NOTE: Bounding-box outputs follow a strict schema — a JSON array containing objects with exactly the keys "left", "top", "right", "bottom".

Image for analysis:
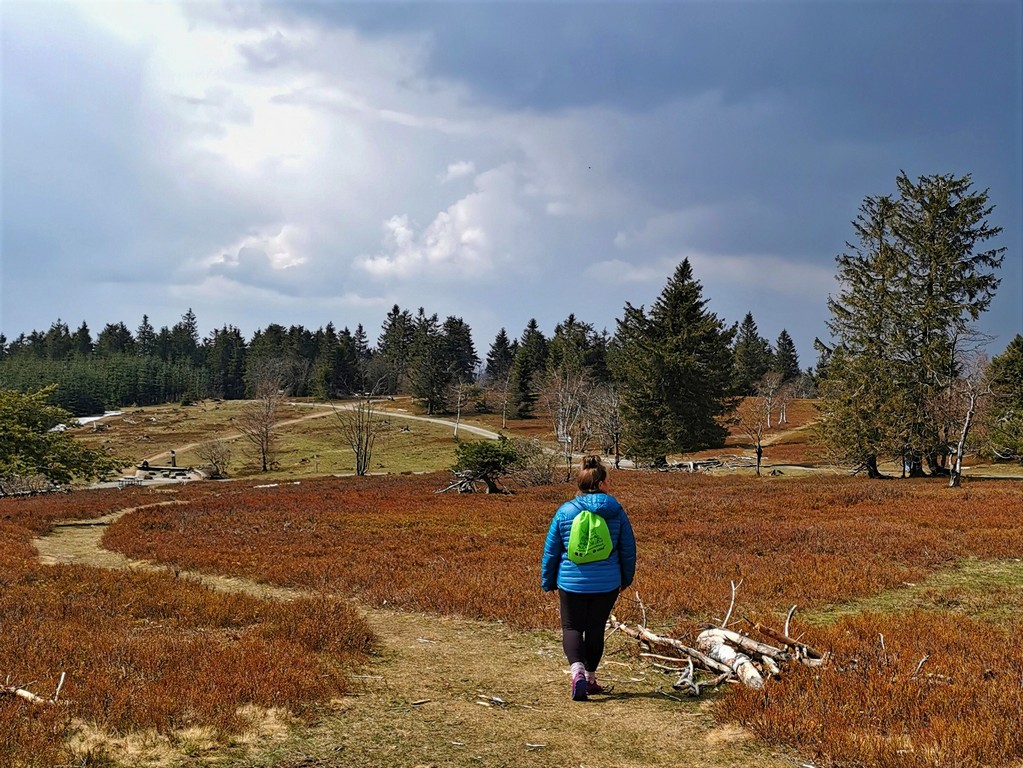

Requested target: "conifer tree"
[
  {"left": 818, "top": 172, "right": 1004, "bottom": 476},
  {"left": 135, "top": 315, "right": 156, "bottom": 357},
  {"left": 771, "top": 329, "right": 801, "bottom": 382},
  {"left": 732, "top": 312, "right": 772, "bottom": 395},
  {"left": 986, "top": 335, "right": 1023, "bottom": 462},
  {"left": 509, "top": 319, "right": 547, "bottom": 418},
  {"left": 485, "top": 328, "right": 516, "bottom": 385},
  {"left": 610, "top": 259, "right": 736, "bottom": 463},
  {"left": 407, "top": 308, "right": 448, "bottom": 414},
  {"left": 376, "top": 305, "right": 415, "bottom": 394}
]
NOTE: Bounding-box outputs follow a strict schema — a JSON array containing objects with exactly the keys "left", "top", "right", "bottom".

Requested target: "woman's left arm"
[{"left": 618, "top": 513, "right": 637, "bottom": 589}]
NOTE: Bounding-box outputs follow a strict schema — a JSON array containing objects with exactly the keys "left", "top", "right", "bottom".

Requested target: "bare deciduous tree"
[
  {"left": 541, "top": 367, "right": 591, "bottom": 481},
  {"left": 197, "top": 439, "right": 232, "bottom": 478},
  {"left": 775, "top": 381, "right": 796, "bottom": 426},
  {"left": 238, "top": 361, "right": 286, "bottom": 472},
  {"left": 589, "top": 383, "right": 624, "bottom": 469},
  {"left": 333, "top": 380, "right": 385, "bottom": 476},
  {"left": 756, "top": 372, "right": 783, "bottom": 429},
  {"left": 733, "top": 397, "right": 771, "bottom": 476},
  {"left": 949, "top": 354, "right": 993, "bottom": 488}
]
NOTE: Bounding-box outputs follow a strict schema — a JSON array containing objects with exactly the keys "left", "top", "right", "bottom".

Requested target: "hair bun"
[{"left": 583, "top": 455, "right": 601, "bottom": 470}]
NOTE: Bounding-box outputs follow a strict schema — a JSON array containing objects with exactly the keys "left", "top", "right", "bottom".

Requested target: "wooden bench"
[{"left": 117, "top": 477, "right": 142, "bottom": 489}]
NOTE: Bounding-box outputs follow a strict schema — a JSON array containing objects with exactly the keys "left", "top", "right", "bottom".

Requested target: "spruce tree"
[
  {"left": 772, "top": 329, "right": 801, "bottom": 382},
  {"left": 509, "top": 319, "right": 547, "bottom": 418},
  {"left": 408, "top": 309, "right": 447, "bottom": 414},
  {"left": 376, "top": 305, "right": 415, "bottom": 394},
  {"left": 819, "top": 172, "right": 1004, "bottom": 476},
  {"left": 440, "top": 316, "right": 479, "bottom": 383},
  {"left": 986, "top": 335, "right": 1023, "bottom": 462},
  {"left": 732, "top": 312, "right": 772, "bottom": 395},
  {"left": 135, "top": 315, "right": 156, "bottom": 357},
  {"left": 610, "top": 259, "right": 736, "bottom": 463},
  {"left": 485, "top": 328, "right": 515, "bottom": 385}
]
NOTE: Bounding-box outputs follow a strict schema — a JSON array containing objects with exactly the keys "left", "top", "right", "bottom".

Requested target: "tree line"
[
  {"left": 0, "top": 277, "right": 806, "bottom": 463},
  {"left": 1, "top": 170, "right": 1020, "bottom": 482}
]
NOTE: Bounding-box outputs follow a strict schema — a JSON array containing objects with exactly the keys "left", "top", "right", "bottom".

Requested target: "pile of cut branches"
[{"left": 610, "top": 583, "right": 826, "bottom": 694}]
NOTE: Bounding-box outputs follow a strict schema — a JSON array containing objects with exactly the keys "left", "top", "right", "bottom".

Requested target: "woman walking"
[{"left": 541, "top": 455, "right": 637, "bottom": 701}]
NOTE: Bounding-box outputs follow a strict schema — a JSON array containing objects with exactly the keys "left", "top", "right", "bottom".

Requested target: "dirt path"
[{"left": 34, "top": 510, "right": 796, "bottom": 768}]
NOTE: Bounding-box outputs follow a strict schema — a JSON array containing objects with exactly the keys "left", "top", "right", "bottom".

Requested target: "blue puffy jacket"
[{"left": 541, "top": 492, "right": 637, "bottom": 593}]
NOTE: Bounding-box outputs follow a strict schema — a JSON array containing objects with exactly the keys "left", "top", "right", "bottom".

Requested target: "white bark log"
[
  {"left": 2, "top": 686, "right": 48, "bottom": 704},
  {"left": 696, "top": 630, "right": 765, "bottom": 689},
  {"left": 700, "top": 627, "right": 790, "bottom": 662}
]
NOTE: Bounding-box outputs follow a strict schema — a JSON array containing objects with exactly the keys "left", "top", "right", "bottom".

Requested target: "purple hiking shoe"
[
  {"left": 571, "top": 670, "right": 588, "bottom": 701},
  {"left": 585, "top": 678, "right": 608, "bottom": 696}
]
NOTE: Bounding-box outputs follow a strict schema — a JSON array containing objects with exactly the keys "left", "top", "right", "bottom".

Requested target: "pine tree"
[
  {"left": 376, "top": 305, "right": 415, "bottom": 394},
  {"left": 70, "top": 321, "right": 93, "bottom": 357},
  {"left": 547, "top": 314, "right": 608, "bottom": 381},
  {"left": 440, "top": 316, "right": 479, "bottom": 383},
  {"left": 205, "top": 326, "right": 247, "bottom": 400},
  {"left": 408, "top": 309, "right": 447, "bottom": 414},
  {"left": 485, "top": 329, "right": 516, "bottom": 385},
  {"left": 771, "top": 329, "right": 801, "bottom": 382},
  {"left": 818, "top": 172, "right": 1005, "bottom": 476},
  {"left": 95, "top": 323, "right": 135, "bottom": 357},
  {"left": 986, "top": 335, "right": 1023, "bottom": 461},
  {"left": 170, "top": 309, "right": 201, "bottom": 364},
  {"left": 44, "top": 320, "right": 72, "bottom": 359},
  {"left": 610, "top": 259, "right": 736, "bottom": 463},
  {"left": 135, "top": 315, "right": 156, "bottom": 357},
  {"left": 509, "top": 319, "right": 547, "bottom": 418},
  {"left": 732, "top": 312, "right": 772, "bottom": 395}
]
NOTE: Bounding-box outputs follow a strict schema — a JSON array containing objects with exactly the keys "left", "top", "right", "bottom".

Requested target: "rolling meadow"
[{"left": 2, "top": 401, "right": 1022, "bottom": 768}]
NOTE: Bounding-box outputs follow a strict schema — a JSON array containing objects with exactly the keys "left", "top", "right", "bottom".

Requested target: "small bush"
[{"left": 509, "top": 437, "right": 560, "bottom": 487}]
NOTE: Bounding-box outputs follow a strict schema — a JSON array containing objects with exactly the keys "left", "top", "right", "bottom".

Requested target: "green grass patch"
[{"left": 806, "top": 556, "right": 1023, "bottom": 625}]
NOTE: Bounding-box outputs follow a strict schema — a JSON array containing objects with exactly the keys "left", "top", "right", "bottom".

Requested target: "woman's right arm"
[{"left": 540, "top": 514, "right": 563, "bottom": 592}]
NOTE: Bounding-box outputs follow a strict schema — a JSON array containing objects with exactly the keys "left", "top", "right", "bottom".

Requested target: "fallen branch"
[
  {"left": 741, "top": 615, "right": 826, "bottom": 666},
  {"left": 609, "top": 615, "right": 732, "bottom": 675},
  {"left": 699, "top": 627, "right": 791, "bottom": 663},
  {"left": 1, "top": 673, "right": 66, "bottom": 705}
]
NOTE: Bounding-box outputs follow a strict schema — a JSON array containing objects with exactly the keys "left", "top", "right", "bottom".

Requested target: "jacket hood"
[{"left": 572, "top": 492, "right": 622, "bottom": 519}]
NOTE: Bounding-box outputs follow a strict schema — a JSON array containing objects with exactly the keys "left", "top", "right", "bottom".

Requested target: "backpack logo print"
[{"left": 568, "top": 509, "right": 613, "bottom": 564}]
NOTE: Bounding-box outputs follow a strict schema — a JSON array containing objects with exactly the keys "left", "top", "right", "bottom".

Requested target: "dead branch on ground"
[
  {"left": 609, "top": 585, "right": 828, "bottom": 695},
  {"left": 2, "top": 672, "right": 66, "bottom": 705}
]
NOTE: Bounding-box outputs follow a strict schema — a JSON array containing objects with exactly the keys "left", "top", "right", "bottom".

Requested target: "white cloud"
[
  {"left": 587, "top": 251, "right": 834, "bottom": 298},
  {"left": 441, "top": 160, "right": 476, "bottom": 183},
  {"left": 357, "top": 164, "right": 526, "bottom": 280},
  {"left": 585, "top": 258, "right": 680, "bottom": 284},
  {"left": 207, "top": 226, "right": 307, "bottom": 272}
]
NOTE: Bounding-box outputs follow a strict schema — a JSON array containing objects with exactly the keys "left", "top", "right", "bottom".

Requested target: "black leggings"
[{"left": 559, "top": 588, "right": 620, "bottom": 672}]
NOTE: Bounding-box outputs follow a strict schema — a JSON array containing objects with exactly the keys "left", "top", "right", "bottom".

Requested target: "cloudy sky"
[{"left": 2, "top": 1, "right": 1020, "bottom": 366}]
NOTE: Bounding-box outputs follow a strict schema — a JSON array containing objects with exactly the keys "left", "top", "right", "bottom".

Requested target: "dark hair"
[{"left": 576, "top": 455, "right": 607, "bottom": 493}]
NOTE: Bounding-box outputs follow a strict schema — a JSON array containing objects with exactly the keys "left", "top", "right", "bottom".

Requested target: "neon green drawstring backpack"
[{"left": 567, "top": 508, "right": 613, "bottom": 564}]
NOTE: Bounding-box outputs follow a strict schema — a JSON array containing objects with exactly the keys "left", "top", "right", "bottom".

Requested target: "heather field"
[{"left": 4, "top": 467, "right": 1022, "bottom": 768}]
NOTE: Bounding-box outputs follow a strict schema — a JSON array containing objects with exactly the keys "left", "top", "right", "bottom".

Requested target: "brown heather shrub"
[
  {"left": 724, "top": 611, "right": 1023, "bottom": 768},
  {"left": 104, "top": 473, "right": 1023, "bottom": 632},
  {"left": 1, "top": 489, "right": 374, "bottom": 767},
  {"left": 7, "top": 471, "right": 1023, "bottom": 767},
  {"left": 101, "top": 471, "right": 1023, "bottom": 767}
]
